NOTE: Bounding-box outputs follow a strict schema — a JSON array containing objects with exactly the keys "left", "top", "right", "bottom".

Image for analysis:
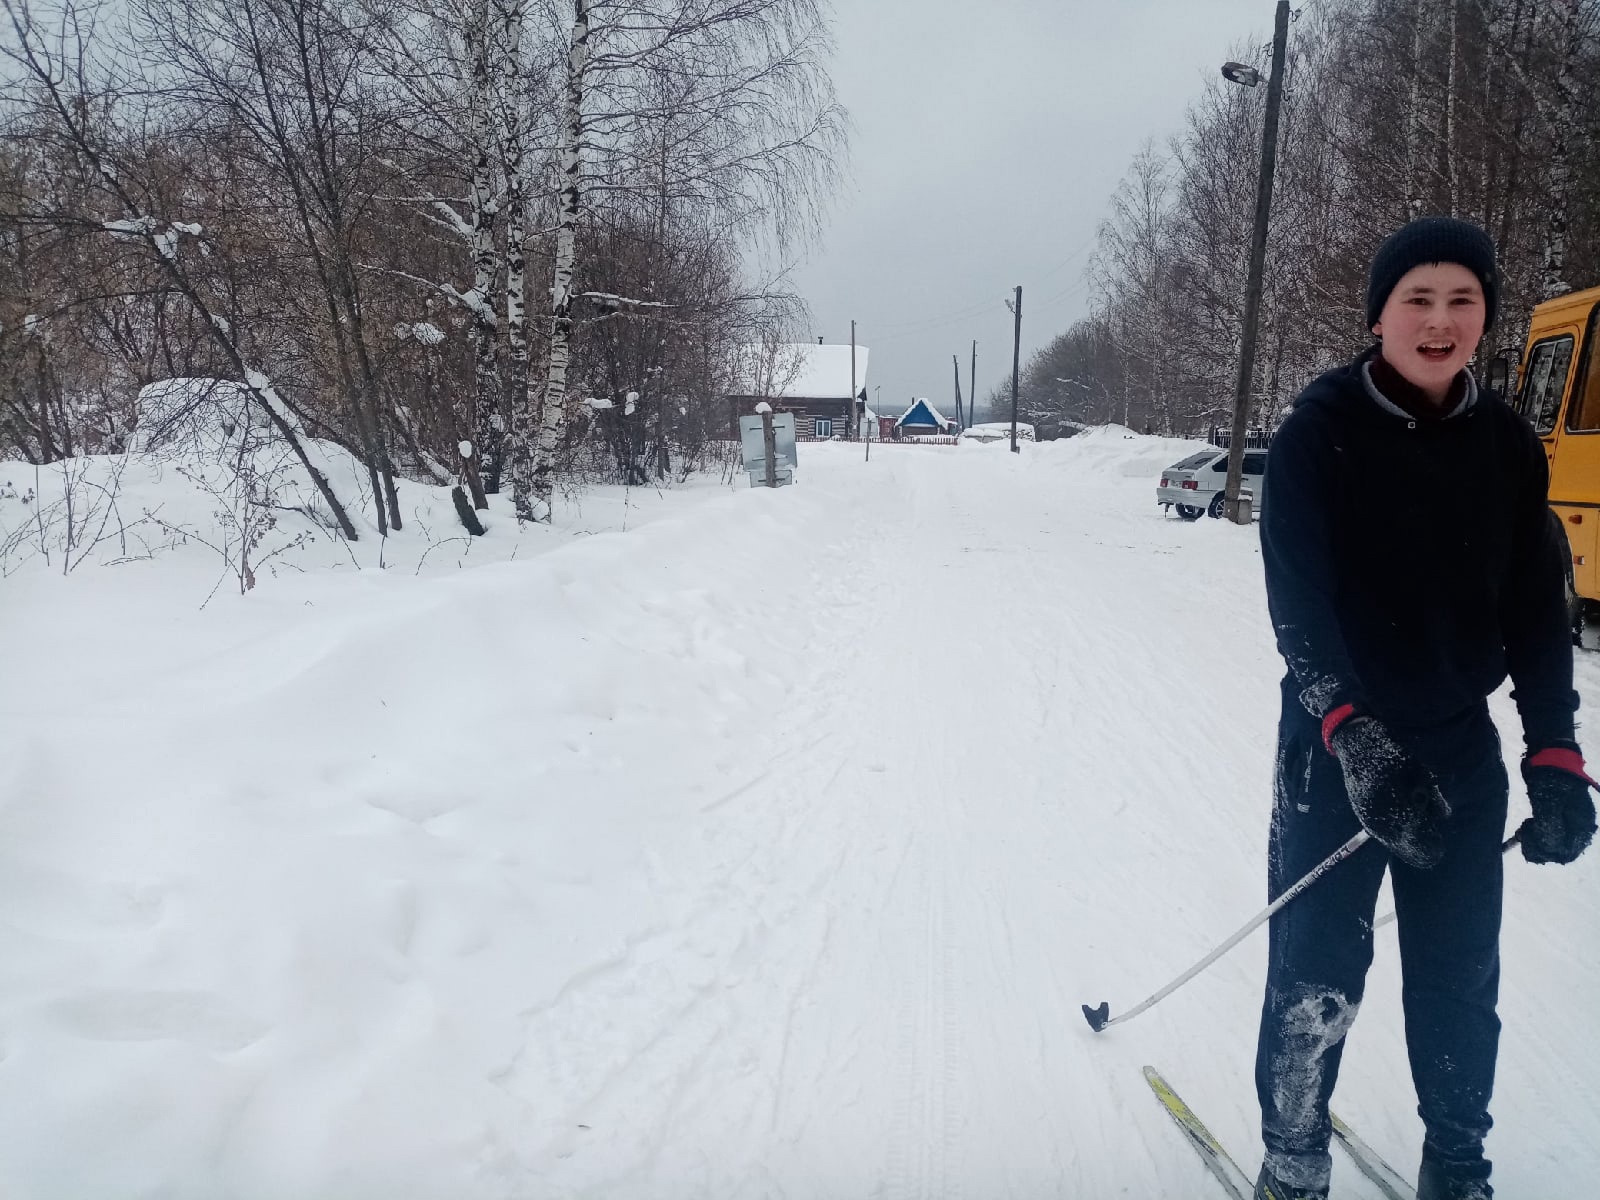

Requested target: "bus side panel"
[
  {"left": 1543, "top": 315, "right": 1600, "bottom": 600},
  {"left": 1552, "top": 504, "right": 1596, "bottom": 601}
]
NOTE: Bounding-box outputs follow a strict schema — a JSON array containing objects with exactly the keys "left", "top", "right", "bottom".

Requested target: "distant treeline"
[{"left": 983, "top": 0, "right": 1597, "bottom": 438}]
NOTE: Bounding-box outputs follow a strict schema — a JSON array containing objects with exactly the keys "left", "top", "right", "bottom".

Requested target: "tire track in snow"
[
  {"left": 882, "top": 838, "right": 965, "bottom": 1200},
  {"left": 870, "top": 458, "right": 988, "bottom": 1200}
]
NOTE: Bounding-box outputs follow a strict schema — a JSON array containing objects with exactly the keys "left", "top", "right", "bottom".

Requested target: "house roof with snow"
[
  {"left": 730, "top": 343, "right": 870, "bottom": 400},
  {"left": 895, "top": 398, "right": 952, "bottom": 431}
]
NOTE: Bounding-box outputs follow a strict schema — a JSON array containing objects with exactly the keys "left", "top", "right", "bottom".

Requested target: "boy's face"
[{"left": 1371, "top": 262, "right": 1487, "bottom": 398}]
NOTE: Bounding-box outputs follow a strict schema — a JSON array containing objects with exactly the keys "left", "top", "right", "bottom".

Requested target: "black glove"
[
  {"left": 1518, "top": 744, "right": 1598, "bottom": 865},
  {"left": 1325, "top": 712, "right": 1450, "bottom": 869}
]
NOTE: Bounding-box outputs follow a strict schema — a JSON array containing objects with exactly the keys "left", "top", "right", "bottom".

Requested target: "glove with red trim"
[
  {"left": 1518, "top": 742, "right": 1598, "bottom": 865},
  {"left": 1322, "top": 704, "right": 1450, "bottom": 869}
]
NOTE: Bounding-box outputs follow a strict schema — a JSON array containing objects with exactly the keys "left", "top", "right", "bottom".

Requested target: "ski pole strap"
[
  {"left": 1526, "top": 745, "right": 1598, "bottom": 787},
  {"left": 1321, "top": 703, "right": 1358, "bottom": 754}
]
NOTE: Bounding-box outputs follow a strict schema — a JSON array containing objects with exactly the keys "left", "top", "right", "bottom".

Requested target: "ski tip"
[{"left": 1082, "top": 1001, "right": 1111, "bottom": 1032}]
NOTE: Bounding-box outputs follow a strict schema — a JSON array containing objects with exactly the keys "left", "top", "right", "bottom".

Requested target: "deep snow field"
[{"left": 2, "top": 429, "right": 1596, "bottom": 1198}]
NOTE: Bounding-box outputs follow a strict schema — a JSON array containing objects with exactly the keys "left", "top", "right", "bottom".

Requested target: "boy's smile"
[{"left": 1371, "top": 262, "right": 1487, "bottom": 407}]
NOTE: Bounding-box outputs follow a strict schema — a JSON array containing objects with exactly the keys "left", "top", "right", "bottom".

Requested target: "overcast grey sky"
[{"left": 789, "top": 0, "right": 1274, "bottom": 419}]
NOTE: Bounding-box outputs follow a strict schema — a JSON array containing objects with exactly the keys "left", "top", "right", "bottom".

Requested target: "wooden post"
[
  {"left": 850, "top": 319, "right": 858, "bottom": 441},
  {"left": 953, "top": 355, "right": 965, "bottom": 429},
  {"left": 867, "top": 384, "right": 879, "bottom": 462},
  {"left": 971, "top": 340, "right": 977, "bottom": 427},
  {"left": 1010, "top": 287, "right": 1022, "bottom": 453}
]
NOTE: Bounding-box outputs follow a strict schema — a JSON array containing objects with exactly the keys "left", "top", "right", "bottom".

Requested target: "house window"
[{"left": 813, "top": 417, "right": 833, "bottom": 438}]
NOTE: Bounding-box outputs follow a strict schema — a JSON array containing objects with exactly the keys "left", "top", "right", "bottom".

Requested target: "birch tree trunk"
[
  {"left": 1446, "top": 0, "right": 1459, "bottom": 215},
  {"left": 466, "top": 0, "right": 498, "bottom": 506},
  {"left": 496, "top": 0, "right": 530, "bottom": 504},
  {"left": 1403, "top": 0, "right": 1427, "bottom": 217},
  {"left": 1540, "top": 0, "right": 1582, "bottom": 300},
  {"left": 521, "top": 0, "right": 587, "bottom": 523}
]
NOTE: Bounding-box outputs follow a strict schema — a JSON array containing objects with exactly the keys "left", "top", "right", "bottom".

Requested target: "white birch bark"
[
  {"left": 467, "top": 0, "right": 501, "bottom": 505},
  {"left": 1540, "top": 0, "right": 1582, "bottom": 300},
  {"left": 1403, "top": 0, "right": 1427, "bottom": 217},
  {"left": 1446, "top": 0, "right": 1458, "bottom": 216},
  {"left": 520, "top": 0, "right": 588, "bottom": 523},
  {"left": 494, "top": 0, "right": 530, "bottom": 505}
]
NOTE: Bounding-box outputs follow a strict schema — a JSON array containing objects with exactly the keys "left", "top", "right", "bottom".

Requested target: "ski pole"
[
  {"left": 1082, "top": 829, "right": 1371, "bottom": 1033},
  {"left": 1371, "top": 830, "right": 1520, "bottom": 930}
]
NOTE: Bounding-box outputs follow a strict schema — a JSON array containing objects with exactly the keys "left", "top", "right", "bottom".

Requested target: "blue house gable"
[{"left": 895, "top": 398, "right": 952, "bottom": 431}]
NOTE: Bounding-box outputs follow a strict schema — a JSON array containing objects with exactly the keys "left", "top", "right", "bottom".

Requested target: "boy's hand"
[
  {"left": 1325, "top": 713, "right": 1450, "bottom": 869},
  {"left": 1519, "top": 745, "right": 1598, "bottom": 865}
]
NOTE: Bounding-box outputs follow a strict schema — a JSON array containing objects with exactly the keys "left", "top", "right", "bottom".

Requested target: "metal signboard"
[{"left": 739, "top": 412, "right": 797, "bottom": 487}]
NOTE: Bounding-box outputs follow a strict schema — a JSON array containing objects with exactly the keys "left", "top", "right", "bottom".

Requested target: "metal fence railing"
[{"left": 1207, "top": 425, "right": 1275, "bottom": 450}]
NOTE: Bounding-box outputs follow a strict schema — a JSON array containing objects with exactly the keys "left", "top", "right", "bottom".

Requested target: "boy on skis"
[{"left": 1254, "top": 216, "right": 1597, "bottom": 1200}]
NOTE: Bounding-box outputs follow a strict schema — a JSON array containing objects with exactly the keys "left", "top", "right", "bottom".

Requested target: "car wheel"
[
  {"left": 1174, "top": 504, "right": 1203, "bottom": 521},
  {"left": 1207, "top": 492, "right": 1227, "bottom": 519}
]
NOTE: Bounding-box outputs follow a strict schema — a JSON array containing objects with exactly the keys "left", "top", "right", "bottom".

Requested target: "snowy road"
[{"left": 2, "top": 434, "right": 1597, "bottom": 1197}]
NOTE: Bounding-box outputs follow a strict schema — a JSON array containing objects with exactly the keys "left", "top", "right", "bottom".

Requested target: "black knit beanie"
[{"left": 1366, "top": 216, "right": 1499, "bottom": 332}]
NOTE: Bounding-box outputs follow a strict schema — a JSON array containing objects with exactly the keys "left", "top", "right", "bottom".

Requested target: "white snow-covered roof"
[
  {"left": 732, "top": 343, "right": 869, "bottom": 400},
  {"left": 895, "top": 398, "right": 952, "bottom": 429}
]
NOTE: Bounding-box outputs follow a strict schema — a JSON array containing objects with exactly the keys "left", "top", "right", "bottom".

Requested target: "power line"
[{"left": 865, "top": 233, "right": 1099, "bottom": 341}]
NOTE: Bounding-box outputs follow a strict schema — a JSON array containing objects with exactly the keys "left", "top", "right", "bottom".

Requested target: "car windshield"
[{"left": 1170, "top": 452, "right": 1217, "bottom": 470}]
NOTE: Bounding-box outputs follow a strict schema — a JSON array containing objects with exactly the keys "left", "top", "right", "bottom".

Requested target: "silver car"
[{"left": 1157, "top": 448, "right": 1268, "bottom": 520}]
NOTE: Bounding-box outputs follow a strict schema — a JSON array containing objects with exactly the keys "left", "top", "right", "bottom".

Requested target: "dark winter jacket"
[{"left": 1261, "top": 346, "right": 1578, "bottom": 748}]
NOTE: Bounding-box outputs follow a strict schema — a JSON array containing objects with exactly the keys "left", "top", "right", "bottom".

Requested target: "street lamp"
[
  {"left": 1220, "top": 61, "right": 1263, "bottom": 87},
  {"left": 1218, "top": 2, "right": 1289, "bottom": 525}
]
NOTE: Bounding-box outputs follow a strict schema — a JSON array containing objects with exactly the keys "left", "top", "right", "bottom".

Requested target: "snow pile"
[
  {"left": 1030, "top": 423, "right": 1213, "bottom": 480},
  {"left": 961, "top": 421, "right": 1034, "bottom": 442},
  {"left": 0, "top": 377, "right": 733, "bottom": 591},
  {"left": 0, "top": 483, "right": 799, "bottom": 1196}
]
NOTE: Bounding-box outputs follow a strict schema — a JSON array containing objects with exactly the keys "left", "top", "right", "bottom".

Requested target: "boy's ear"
[{"left": 1371, "top": 322, "right": 1383, "bottom": 338}]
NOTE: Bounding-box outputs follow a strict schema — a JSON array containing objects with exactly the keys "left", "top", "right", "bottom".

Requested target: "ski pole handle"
[{"left": 1083, "top": 829, "right": 1371, "bottom": 1033}]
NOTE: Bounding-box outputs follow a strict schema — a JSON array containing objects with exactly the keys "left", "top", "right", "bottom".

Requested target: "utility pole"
[
  {"left": 953, "top": 355, "right": 965, "bottom": 429},
  {"left": 865, "top": 378, "right": 873, "bottom": 462},
  {"left": 1223, "top": 0, "right": 1289, "bottom": 524},
  {"left": 849, "top": 319, "right": 858, "bottom": 443},
  {"left": 1009, "top": 287, "right": 1022, "bottom": 453},
  {"left": 971, "top": 341, "right": 977, "bottom": 427}
]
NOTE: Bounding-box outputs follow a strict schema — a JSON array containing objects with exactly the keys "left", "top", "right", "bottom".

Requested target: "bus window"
[
  {"left": 1568, "top": 315, "right": 1600, "bottom": 432},
  {"left": 1523, "top": 335, "right": 1576, "bottom": 435}
]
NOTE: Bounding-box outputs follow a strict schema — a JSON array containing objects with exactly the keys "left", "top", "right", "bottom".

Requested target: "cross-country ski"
[
  {"left": 1144, "top": 1066, "right": 1256, "bottom": 1199},
  {"left": 1332, "top": 1113, "right": 1417, "bottom": 1200}
]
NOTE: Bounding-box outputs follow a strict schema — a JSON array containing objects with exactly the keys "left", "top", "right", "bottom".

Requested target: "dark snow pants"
[{"left": 1255, "top": 692, "right": 1508, "bottom": 1191}]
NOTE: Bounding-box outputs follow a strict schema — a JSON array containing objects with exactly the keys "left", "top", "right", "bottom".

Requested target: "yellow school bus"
[{"left": 1495, "top": 284, "right": 1600, "bottom": 633}]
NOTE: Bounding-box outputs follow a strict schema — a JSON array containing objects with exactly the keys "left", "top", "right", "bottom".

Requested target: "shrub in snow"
[
  {"left": 0, "top": 377, "right": 325, "bottom": 595},
  {"left": 131, "top": 378, "right": 277, "bottom": 462}
]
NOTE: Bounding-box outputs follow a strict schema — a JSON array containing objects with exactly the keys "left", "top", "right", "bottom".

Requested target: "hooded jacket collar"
[{"left": 1358, "top": 346, "right": 1477, "bottom": 421}]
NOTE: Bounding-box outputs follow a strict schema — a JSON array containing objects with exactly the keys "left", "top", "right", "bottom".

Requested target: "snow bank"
[
  {"left": 1, "top": 378, "right": 737, "bottom": 590},
  {"left": 0, "top": 457, "right": 808, "bottom": 1196},
  {"left": 1028, "top": 424, "right": 1213, "bottom": 480}
]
